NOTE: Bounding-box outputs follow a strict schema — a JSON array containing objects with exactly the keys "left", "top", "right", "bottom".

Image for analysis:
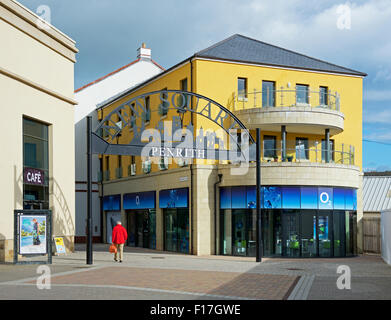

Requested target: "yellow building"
[{"left": 96, "top": 34, "right": 366, "bottom": 258}]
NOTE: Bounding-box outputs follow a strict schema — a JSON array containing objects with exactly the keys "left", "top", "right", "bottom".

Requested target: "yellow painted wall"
[
  {"left": 194, "top": 59, "right": 363, "bottom": 169},
  {"left": 101, "top": 63, "right": 192, "bottom": 177},
  {"left": 101, "top": 57, "right": 363, "bottom": 179}
]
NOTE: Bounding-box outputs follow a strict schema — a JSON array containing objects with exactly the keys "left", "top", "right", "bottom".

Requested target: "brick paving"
[
  {"left": 26, "top": 266, "right": 299, "bottom": 300},
  {"left": 2, "top": 245, "right": 390, "bottom": 300}
]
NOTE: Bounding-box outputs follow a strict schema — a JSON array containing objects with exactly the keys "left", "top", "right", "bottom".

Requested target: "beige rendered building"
[{"left": 0, "top": 0, "right": 78, "bottom": 262}]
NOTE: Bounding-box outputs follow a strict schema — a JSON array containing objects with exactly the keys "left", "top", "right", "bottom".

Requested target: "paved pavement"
[{"left": 0, "top": 244, "right": 390, "bottom": 300}]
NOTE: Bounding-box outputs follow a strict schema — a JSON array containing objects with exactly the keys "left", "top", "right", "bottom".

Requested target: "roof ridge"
[
  {"left": 197, "top": 34, "right": 367, "bottom": 77},
  {"left": 194, "top": 34, "right": 240, "bottom": 56},
  {"left": 75, "top": 58, "right": 165, "bottom": 93}
]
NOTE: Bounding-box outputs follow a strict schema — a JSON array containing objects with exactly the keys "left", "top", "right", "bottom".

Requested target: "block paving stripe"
[
  {"left": 26, "top": 266, "right": 299, "bottom": 300},
  {"left": 287, "top": 275, "right": 315, "bottom": 300}
]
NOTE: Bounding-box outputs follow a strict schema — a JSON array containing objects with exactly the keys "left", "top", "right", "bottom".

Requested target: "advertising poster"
[
  {"left": 54, "top": 237, "right": 66, "bottom": 254},
  {"left": 19, "top": 215, "right": 47, "bottom": 255}
]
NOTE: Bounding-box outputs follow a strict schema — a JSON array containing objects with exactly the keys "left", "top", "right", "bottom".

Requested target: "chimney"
[{"left": 137, "top": 42, "right": 151, "bottom": 60}]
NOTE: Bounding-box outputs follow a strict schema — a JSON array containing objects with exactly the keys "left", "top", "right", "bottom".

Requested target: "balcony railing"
[
  {"left": 232, "top": 87, "right": 340, "bottom": 111},
  {"left": 261, "top": 140, "right": 355, "bottom": 165},
  {"left": 115, "top": 167, "right": 123, "bottom": 179},
  {"left": 103, "top": 170, "right": 110, "bottom": 181}
]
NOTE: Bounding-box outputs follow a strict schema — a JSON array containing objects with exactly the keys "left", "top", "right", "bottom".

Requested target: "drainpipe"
[{"left": 214, "top": 174, "right": 223, "bottom": 255}]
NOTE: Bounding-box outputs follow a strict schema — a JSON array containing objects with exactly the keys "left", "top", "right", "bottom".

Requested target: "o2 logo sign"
[
  {"left": 319, "top": 192, "right": 330, "bottom": 204},
  {"left": 319, "top": 188, "right": 333, "bottom": 209}
]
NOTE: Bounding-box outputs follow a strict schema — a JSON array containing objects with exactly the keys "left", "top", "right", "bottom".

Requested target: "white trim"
[
  {"left": 9, "top": 0, "right": 76, "bottom": 44},
  {"left": 194, "top": 57, "right": 365, "bottom": 78},
  {"left": 97, "top": 60, "right": 190, "bottom": 109}
]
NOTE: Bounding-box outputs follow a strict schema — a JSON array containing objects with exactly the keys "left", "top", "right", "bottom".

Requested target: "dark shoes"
[
  {"left": 119, "top": 260, "right": 122, "bottom": 263},
  {"left": 114, "top": 258, "right": 118, "bottom": 262}
]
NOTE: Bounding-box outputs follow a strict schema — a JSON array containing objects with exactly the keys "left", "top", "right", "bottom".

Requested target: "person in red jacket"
[{"left": 112, "top": 221, "right": 128, "bottom": 262}]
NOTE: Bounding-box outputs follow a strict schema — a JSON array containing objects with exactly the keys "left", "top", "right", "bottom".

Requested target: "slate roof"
[
  {"left": 194, "top": 34, "right": 367, "bottom": 77},
  {"left": 363, "top": 173, "right": 391, "bottom": 212},
  {"left": 97, "top": 34, "right": 366, "bottom": 109}
]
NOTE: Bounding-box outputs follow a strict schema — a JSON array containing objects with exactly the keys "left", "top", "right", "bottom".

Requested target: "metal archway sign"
[
  {"left": 85, "top": 90, "right": 262, "bottom": 264},
  {"left": 91, "top": 90, "right": 256, "bottom": 162}
]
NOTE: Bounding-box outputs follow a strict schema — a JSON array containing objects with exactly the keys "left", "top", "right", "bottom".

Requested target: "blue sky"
[{"left": 19, "top": 0, "right": 391, "bottom": 171}]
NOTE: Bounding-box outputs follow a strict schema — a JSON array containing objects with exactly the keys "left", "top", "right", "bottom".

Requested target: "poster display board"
[{"left": 14, "top": 210, "right": 52, "bottom": 264}]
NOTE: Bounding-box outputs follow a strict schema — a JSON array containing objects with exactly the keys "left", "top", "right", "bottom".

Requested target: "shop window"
[
  {"left": 23, "top": 118, "right": 49, "bottom": 210},
  {"left": 296, "top": 84, "right": 309, "bottom": 104},
  {"left": 262, "top": 81, "right": 275, "bottom": 107},
  {"left": 263, "top": 135, "right": 277, "bottom": 159},
  {"left": 159, "top": 88, "right": 169, "bottom": 116},
  {"left": 295, "top": 138, "right": 309, "bottom": 160},
  {"left": 238, "top": 78, "right": 247, "bottom": 100},
  {"left": 319, "top": 86, "right": 328, "bottom": 105}
]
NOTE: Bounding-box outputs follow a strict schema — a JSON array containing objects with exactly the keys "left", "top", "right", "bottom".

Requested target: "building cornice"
[
  {"left": 194, "top": 57, "right": 366, "bottom": 78},
  {"left": 0, "top": 66, "right": 78, "bottom": 105},
  {"left": 0, "top": 0, "right": 78, "bottom": 63}
]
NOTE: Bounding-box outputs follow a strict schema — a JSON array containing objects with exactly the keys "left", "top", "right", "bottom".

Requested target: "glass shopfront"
[
  {"left": 219, "top": 186, "right": 357, "bottom": 258},
  {"left": 124, "top": 191, "right": 156, "bottom": 249},
  {"left": 103, "top": 194, "right": 121, "bottom": 243},
  {"left": 127, "top": 210, "right": 156, "bottom": 249},
  {"left": 160, "top": 188, "right": 189, "bottom": 254}
]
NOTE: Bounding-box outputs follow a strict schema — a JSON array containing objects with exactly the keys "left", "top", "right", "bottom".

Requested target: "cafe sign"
[{"left": 24, "top": 168, "right": 45, "bottom": 185}]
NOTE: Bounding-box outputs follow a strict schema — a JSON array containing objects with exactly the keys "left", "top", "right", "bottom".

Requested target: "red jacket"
[{"left": 112, "top": 225, "right": 128, "bottom": 244}]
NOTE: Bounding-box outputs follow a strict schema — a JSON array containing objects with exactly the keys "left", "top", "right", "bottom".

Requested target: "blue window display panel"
[
  {"left": 316, "top": 216, "right": 329, "bottom": 240},
  {"left": 318, "top": 187, "right": 333, "bottom": 210},
  {"left": 231, "top": 186, "right": 246, "bottom": 209},
  {"left": 301, "top": 187, "right": 318, "bottom": 209},
  {"left": 123, "top": 191, "right": 155, "bottom": 210},
  {"left": 103, "top": 194, "right": 121, "bottom": 211},
  {"left": 159, "top": 188, "right": 188, "bottom": 208},
  {"left": 282, "top": 187, "right": 301, "bottom": 209},
  {"left": 246, "top": 186, "right": 256, "bottom": 209},
  {"left": 333, "top": 188, "right": 346, "bottom": 210},
  {"left": 263, "top": 187, "right": 282, "bottom": 209},
  {"left": 345, "top": 188, "right": 357, "bottom": 210},
  {"left": 220, "top": 187, "right": 231, "bottom": 209}
]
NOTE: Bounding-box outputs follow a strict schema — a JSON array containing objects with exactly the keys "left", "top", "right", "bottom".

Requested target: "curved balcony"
[
  {"left": 218, "top": 140, "right": 359, "bottom": 188},
  {"left": 231, "top": 88, "right": 344, "bottom": 135}
]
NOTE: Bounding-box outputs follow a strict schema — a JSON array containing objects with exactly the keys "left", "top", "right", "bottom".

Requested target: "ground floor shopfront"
[
  {"left": 219, "top": 186, "right": 358, "bottom": 258},
  {"left": 101, "top": 167, "right": 360, "bottom": 258},
  {"left": 102, "top": 186, "right": 190, "bottom": 254}
]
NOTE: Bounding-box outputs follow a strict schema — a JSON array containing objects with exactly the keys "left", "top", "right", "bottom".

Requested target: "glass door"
[
  {"left": 282, "top": 210, "right": 300, "bottom": 257},
  {"left": 164, "top": 209, "right": 177, "bottom": 252},
  {"left": 232, "top": 210, "right": 247, "bottom": 256},
  {"left": 317, "top": 211, "right": 332, "bottom": 257},
  {"left": 177, "top": 209, "right": 189, "bottom": 253},
  {"left": 301, "top": 211, "right": 317, "bottom": 257},
  {"left": 164, "top": 209, "right": 189, "bottom": 253},
  {"left": 333, "top": 211, "right": 345, "bottom": 257}
]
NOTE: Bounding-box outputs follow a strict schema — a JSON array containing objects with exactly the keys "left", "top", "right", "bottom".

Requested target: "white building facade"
[{"left": 74, "top": 44, "right": 164, "bottom": 242}]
